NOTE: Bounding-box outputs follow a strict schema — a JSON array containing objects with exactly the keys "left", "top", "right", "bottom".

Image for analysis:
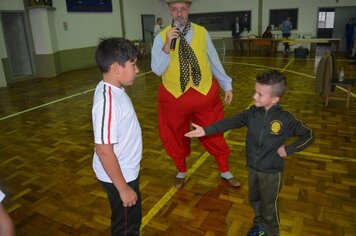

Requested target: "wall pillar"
[{"left": 28, "top": 5, "right": 57, "bottom": 78}]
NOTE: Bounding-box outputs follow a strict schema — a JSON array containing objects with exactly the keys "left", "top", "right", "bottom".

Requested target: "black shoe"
[
  {"left": 174, "top": 177, "right": 184, "bottom": 189},
  {"left": 224, "top": 177, "right": 241, "bottom": 187},
  {"left": 247, "top": 225, "right": 265, "bottom": 236}
]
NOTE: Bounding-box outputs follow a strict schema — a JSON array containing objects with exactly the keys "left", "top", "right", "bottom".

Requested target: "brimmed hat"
[{"left": 166, "top": 0, "right": 192, "bottom": 4}]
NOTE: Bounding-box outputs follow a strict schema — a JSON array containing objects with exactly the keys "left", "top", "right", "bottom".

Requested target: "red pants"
[{"left": 158, "top": 79, "right": 231, "bottom": 172}]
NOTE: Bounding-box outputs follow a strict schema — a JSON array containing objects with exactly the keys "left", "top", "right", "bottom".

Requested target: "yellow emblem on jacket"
[{"left": 270, "top": 120, "right": 282, "bottom": 135}]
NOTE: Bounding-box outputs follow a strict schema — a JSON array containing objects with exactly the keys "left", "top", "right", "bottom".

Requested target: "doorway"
[
  {"left": 141, "top": 14, "right": 155, "bottom": 52},
  {"left": 1, "top": 11, "right": 34, "bottom": 81},
  {"left": 317, "top": 8, "right": 335, "bottom": 39}
]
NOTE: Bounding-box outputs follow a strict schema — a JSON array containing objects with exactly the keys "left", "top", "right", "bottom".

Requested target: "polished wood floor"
[{"left": 0, "top": 49, "right": 355, "bottom": 236}]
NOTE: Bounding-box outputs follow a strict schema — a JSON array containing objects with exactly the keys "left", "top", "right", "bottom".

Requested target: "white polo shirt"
[
  {"left": 0, "top": 190, "right": 5, "bottom": 202},
  {"left": 92, "top": 81, "right": 142, "bottom": 183}
]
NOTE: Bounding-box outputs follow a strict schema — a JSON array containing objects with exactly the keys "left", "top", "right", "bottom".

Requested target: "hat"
[{"left": 166, "top": 0, "right": 192, "bottom": 4}]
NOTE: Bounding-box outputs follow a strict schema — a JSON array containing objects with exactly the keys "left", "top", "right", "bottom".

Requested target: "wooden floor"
[{"left": 0, "top": 50, "right": 355, "bottom": 236}]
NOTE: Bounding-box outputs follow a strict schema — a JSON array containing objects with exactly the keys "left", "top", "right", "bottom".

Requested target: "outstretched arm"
[{"left": 184, "top": 123, "right": 206, "bottom": 138}]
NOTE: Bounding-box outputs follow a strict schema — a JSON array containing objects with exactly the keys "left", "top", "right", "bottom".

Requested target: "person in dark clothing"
[
  {"left": 345, "top": 17, "right": 355, "bottom": 53},
  {"left": 185, "top": 70, "right": 314, "bottom": 236},
  {"left": 262, "top": 25, "right": 273, "bottom": 56},
  {"left": 231, "top": 17, "right": 245, "bottom": 55},
  {"left": 262, "top": 25, "right": 273, "bottom": 38}
]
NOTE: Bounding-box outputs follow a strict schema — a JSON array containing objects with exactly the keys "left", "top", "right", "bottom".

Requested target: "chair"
[
  {"left": 317, "top": 53, "right": 355, "bottom": 108},
  {"left": 325, "top": 79, "right": 355, "bottom": 108}
]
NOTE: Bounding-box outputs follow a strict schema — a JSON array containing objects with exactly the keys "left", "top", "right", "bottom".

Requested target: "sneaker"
[
  {"left": 225, "top": 177, "right": 241, "bottom": 187},
  {"left": 247, "top": 225, "right": 265, "bottom": 236},
  {"left": 174, "top": 177, "right": 185, "bottom": 189}
]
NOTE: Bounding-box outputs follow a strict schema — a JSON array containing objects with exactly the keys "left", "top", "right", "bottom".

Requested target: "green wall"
[{"left": 3, "top": 46, "right": 97, "bottom": 84}]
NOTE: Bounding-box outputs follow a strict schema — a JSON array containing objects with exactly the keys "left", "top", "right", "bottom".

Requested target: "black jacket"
[{"left": 204, "top": 105, "right": 314, "bottom": 172}]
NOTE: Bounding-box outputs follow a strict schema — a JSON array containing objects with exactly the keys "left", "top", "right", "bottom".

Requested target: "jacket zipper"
[{"left": 254, "top": 109, "right": 268, "bottom": 169}]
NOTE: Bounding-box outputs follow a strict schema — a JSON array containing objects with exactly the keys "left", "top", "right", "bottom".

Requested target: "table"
[
  {"left": 237, "top": 38, "right": 341, "bottom": 57},
  {"left": 248, "top": 38, "right": 277, "bottom": 56},
  {"left": 281, "top": 38, "right": 341, "bottom": 55},
  {"left": 234, "top": 38, "right": 278, "bottom": 56}
]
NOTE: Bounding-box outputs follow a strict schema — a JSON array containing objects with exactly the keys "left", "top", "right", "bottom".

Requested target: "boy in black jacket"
[{"left": 185, "top": 70, "right": 314, "bottom": 236}]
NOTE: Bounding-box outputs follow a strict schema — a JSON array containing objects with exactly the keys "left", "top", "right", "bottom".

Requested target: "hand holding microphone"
[{"left": 170, "top": 21, "right": 180, "bottom": 51}]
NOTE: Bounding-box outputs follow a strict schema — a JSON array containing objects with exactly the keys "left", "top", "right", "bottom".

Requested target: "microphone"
[{"left": 170, "top": 21, "right": 180, "bottom": 51}]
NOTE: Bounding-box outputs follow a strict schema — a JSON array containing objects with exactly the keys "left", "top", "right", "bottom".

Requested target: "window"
[
  {"left": 318, "top": 10, "right": 335, "bottom": 29},
  {"left": 269, "top": 9, "right": 298, "bottom": 30},
  {"left": 65, "top": 0, "right": 112, "bottom": 12},
  {"left": 189, "top": 11, "right": 251, "bottom": 31}
]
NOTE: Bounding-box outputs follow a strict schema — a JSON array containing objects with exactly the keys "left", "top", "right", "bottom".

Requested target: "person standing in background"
[
  {"left": 351, "top": 23, "right": 356, "bottom": 62},
  {"left": 153, "top": 17, "right": 164, "bottom": 38},
  {"left": 151, "top": 0, "right": 240, "bottom": 189},
  {"left": 280, "top": 17, "right": 292, "bottom": 54},
  {"left": 231, "top": 16, "right": 245, "bottom": 55},
  {"left": 345, "top": 17, "right": 355, "bottom": 54}
]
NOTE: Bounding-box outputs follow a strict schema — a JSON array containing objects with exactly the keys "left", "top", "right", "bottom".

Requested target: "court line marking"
[
  {"left": 0, "top": 71, "right": 152, "bottom": 121},
  {"left": 281, "top": 58, "right": 295, "bottom": 72},
  {"left": 140, "top": 130, "right": 231, "bottom": 230},
  {"left": 140, "top": 151, "right": 210, "bottom": 229}
]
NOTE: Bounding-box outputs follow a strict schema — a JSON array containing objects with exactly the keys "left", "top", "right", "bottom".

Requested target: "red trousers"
[{"left": 158, "top": 79, "right": 231, "bottom": 172}]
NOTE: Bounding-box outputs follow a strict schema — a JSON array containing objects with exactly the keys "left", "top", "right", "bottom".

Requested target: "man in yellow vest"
[{"left": 151, "top": 0, "right": 239, "bottom": 188}]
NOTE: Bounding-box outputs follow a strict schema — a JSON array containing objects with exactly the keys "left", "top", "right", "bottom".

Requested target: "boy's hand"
[
  {"left": 184, "top": 123, "right": 205, "bottom": 138},
  {"left": 277, "top": 145, "right": 287, "bottom": 157},
  {"left": 118, "top": 185, "right": 138, "bottom": 207}
]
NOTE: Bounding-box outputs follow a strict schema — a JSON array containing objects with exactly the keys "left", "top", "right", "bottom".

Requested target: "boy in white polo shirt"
[{"left": 92, "top": 37, "right": 142, "bottom": 235}]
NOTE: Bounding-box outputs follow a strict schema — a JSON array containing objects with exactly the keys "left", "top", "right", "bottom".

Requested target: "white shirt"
[
  {"left": 0, "top": 190, "right": 5, "bottom": 202},
  {"left": 153, "top": 24, "right": 162, "bottom": 38},
  {"left": 235, "top": 22, "right": 240, "bottom": 33},
  {"left": 92, "top": 81, "right": 142, "bottom": 183}
]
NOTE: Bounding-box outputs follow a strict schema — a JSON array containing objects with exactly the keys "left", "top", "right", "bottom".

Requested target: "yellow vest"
[{"left": 160, "top": 23, "right": 212, "bottom": 98}]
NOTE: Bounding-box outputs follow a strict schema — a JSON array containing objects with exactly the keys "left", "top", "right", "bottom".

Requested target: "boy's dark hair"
[
  {"left": 256, "top": 70, "right": 287, "bottom": 97},
  {"left": 95, "top": 37, "right": 138, "bottom": 73}
]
